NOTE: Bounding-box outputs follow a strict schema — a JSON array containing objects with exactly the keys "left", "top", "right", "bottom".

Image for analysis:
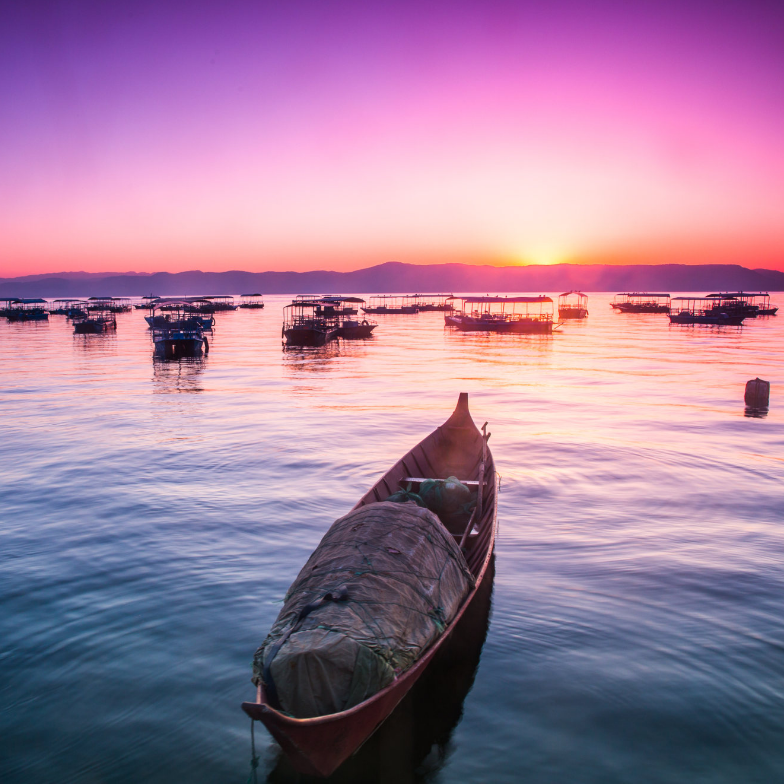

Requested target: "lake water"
[{"left": 1, "top": 295, "right": 783, "bottom": 783}]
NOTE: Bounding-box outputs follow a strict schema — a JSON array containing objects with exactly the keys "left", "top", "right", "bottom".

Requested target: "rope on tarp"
[{"left": 248, "top": 718, "right": 259, "bottom": 784}]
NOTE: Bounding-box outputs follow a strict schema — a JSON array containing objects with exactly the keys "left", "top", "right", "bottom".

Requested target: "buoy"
[{"left": 744, "top": 378, "right": 770, "bottom": 409}]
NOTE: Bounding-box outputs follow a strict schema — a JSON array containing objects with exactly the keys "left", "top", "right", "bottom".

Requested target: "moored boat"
[
  {"left": 706, "top": 292, "right": 777, "bottom": 317},
  {"left": 558, "top": 291, "right": 588, "bottom": 319},
  {"left": 669, "top": 297, "right": 745, "bottom": 325},
  {"left": 149, "top": 300, "right": 209, "bottom": 357},
  {"left": 242, "top": 393, "right": 497, "bottom": 777},
  {"left": 282, "top": 299, "right": 340, "bottom": 346},
  {"left": 145, "top": 298, "right": 214, "bottom": 331},
  {"left": 362, "top": 295, "right": 418, "bottom": 314},
  {"left": 87, "top": 296, "right": 132, "bottom": 313},
  {"left": 200, "top": 295, "right": 237, "bottom": 312},
  {"left": 318, "top": 297, "right": 378, "bottom": 338},
  {"left": 411, "top": 293, "right": 455, "bottom": 311},
  {"left": 6, "top": 299, "right": 49, "bottom": 321},
  {"left": 447, "top": 295, "right": 555, "bottom": 333},
  {"left": 611, "top": 293, "right": 671, "bottom": 313},
  {"left": 238, "top": 293, "right": 265, "bottom": 309},
  {"left": 73, "top": 309, "right": 117, "bottom": 333},
  {"left": 49, "top": 299, "right": 79, "bottom": 315}
]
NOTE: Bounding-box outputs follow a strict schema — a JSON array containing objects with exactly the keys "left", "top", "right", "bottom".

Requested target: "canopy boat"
[
  {"left": 87, "top": 297, "right": 132, "bottom": 313},
  {"left": 145, "top": 298, "right": 214, "bottom": 331},
  {"left": 238, "top": 293, "right": 265, "bottom": 309},
  {"left": 669, "top": 297, "right": 745, "bottom": 326},
  {"left": 315, "top": 297, "right": 378, "bottom": 338},
  {"left": 558, "top": 291, "right": 588, "bottom": 319},
  {"left": 134, "top": 295, "right": 160, "bottom": 310},
  {"left": 362, "top": 295, "right": 419, "bottom": 314},
  {"left": 411, "top": 293, "right": 455, "bottom": 312},
  {"left": 73, "top": 308, "right": 116, "bottom": 333},
  {"left": 707, "top": 292, "right": 777, "bottom": 317},
  {"left": 200, "top": 295, "right": 237, "bottom": 312},
  {"left": 49, "top": 299, "right": 79, "bottom": 315},
  {"left": 318, "top": 295, "right": 361, "bottom": 316},
  {"left": 242, "top": 393, "right": 497, "bottom": 777},
  {"left": 446, "top": 296, "right": 555, "bottom": 333},
  {"left": 283, "top": 299, "right": 340, "bottom": 346},
  {"left": 6, "top": 299, "right": 49, "bottom": 321},
  {"left": 611, "top": 293, "right": 671, "bottom": 313},
  {"left": 150, "top": 300, "right": 209, "bottom": 358}
]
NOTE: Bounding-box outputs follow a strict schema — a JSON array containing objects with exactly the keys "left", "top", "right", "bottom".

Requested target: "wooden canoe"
[{"left": 241, "top": 392, "right": 498, "bottom": 777}]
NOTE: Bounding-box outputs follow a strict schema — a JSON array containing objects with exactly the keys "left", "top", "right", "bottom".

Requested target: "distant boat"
[
  {"left": 241, "top": 393, "right": 497, "bottom": 778},
  {"left": 199, "top": 295, "right": 237, "bottom": 312},
  {"left": 611, "top": 293, "right": 671, "bottom": 313},
  {"left": 144, "top": 298, "right": 214, "bottom": 331},
  {"left": 558, "top": 291, "right": 588, "bottom": 319},
  {"left": 669, "top": 297, "right": 745, "bottom": 326},
  {"left": 49, "top": 299, "right": 79, "bottom": 316},
  {"left": 134, "top": 295, "right": 160, "bottom": 310},
  {"left": 87, "top": 297, "right": 132, "bottom": 313},
  {"left": 362, "top": 295, "right": 418, "bottom": 314},
  {"left": 238, "top": 294, "right": 265, "bottom": 309},
  {"left": 706, "top": 292, "right": 777, "bottom": 317},
  {"left": 73, "top": 309, "right": 117, "bottom": 334},
  {"left": 283, "top": 299, "right": 340, "bottom": 346},
  {"left": 325, "top": 297, "right": 378, "bottom": 338},
  {"left": 149, "top": 300, "right": 208, "bottom": 358},
  {"left": 446, "top": 296, "right": 555, "bottom": 333},
  {"left": 6, "top": 299, "right": 49, "bottom": 321},
  {"left": 411, "top": 293, "right": 455, "bottom": 312}
]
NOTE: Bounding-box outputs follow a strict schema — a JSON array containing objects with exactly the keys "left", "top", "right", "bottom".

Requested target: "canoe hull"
[{"left": 242, "top": 393, "right": 497, "bottom": 777}]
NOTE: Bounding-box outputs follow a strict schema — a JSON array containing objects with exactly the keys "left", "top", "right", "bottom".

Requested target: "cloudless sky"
[{"left": 1, "top": 0, "right": 783, "bottom": 275}]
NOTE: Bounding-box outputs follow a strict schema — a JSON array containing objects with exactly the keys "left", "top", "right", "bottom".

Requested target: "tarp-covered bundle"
[{"left": 252, "top": 501, "right": 473, "bottom": 718}]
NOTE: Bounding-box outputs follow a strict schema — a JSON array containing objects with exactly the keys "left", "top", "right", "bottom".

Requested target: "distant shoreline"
[{"left": 2, "top": 261, "right": 783, "bottom": 298}]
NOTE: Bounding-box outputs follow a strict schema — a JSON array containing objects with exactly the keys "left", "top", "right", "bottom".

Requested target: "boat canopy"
[
  {"left": 241, "top": 293, "right": 262, "bottom": 297},
  {"left": 559, "top": 290, "right": 586, "bottom": 297},
  {"left": 455, "top": 296, "right": 552, "bottom": 304},
  {"left": 321, "top": 296, "right": 365, "bottom": 303},
  {"left": 616, "top": 292, "right": 670, "bottom": 297},
  {"left": 11, "top": 298, "right": 47, "bottom": 304}
]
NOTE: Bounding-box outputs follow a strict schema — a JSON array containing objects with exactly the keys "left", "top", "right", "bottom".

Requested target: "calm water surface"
[{"left": 1, "top": 295, "right": 783, "bottom": 783}]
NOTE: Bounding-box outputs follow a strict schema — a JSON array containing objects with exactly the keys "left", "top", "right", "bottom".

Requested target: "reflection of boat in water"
[
  {"left": 558, "top": 291, "right": 588, "bottom": 320},
  {"left": 151, "top": 356, "right": 206, "bottom": 393},
  {"left": 73, "top": 309, "right": 117, "bottom": 333},
  {"left": 611, "top": 293, "right": 670, "bottom": 313},
  {"left": 446, "top": 296, "right": 555, "bottom": 333},
  {"left": 243, "top": 393, "right": 497, "bottom": 778},
  {"left": 264, "top": 555, "right": 495, "bottom": 783}
]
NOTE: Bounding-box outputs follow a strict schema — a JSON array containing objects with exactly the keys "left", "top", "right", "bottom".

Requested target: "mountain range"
[{"left": 1, "top": 262, "right": 783, "bottom": 298}]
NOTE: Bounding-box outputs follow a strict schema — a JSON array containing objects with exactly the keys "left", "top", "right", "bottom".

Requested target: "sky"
[{"left": 1, "top": 0, "right": 783, "bottom": 276}]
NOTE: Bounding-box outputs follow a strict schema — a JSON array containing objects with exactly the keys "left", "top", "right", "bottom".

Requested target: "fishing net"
[
  {"left": 252, "top": 501, "right": 473, "bottom": 718},
  {"left": 388, "top": 477, "right": 476, "bottom": 533}
]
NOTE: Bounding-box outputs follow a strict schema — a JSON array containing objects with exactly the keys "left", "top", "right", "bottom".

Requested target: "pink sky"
[{"left": 1, "top": 0, "right": 783, "bottom": 276}]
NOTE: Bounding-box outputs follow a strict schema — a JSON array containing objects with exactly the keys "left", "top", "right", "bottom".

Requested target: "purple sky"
[{"left": 2, "top": 0, "right": 783, "bottom": 274}]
